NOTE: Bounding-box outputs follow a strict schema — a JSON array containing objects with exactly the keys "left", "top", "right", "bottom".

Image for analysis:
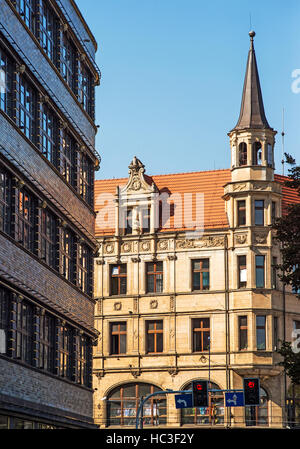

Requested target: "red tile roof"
[{"left": 94, "top": 170, "right": 300, "bottom": 236}]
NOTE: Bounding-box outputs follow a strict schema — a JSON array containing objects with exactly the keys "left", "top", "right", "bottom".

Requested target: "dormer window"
[
  {"left": 252, "top": 142, "right": 262, "bottom": 165},
  {"left": 124, "top": 208, "right": 133, "bottom": 235},
  {"left": 141, "top": 207, "right": 150, "bottom": 233}
]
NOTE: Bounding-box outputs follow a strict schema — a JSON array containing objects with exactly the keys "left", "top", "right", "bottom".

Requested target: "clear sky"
[{"left": 76, "top": 0, "right": 300, "bottom": 180}]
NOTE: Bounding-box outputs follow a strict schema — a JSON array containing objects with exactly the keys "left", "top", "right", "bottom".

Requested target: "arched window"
[
  {"left": 287, "top": 384, "right": 300, "bottom": 427},
  {"left": 181, "top": 381, "right": 224, "bottom": 426},
  {"left": 106, "top": 382, "right": 166, "bottom": 427},
  {"left": 245, "top": 386, "right": 268, "bottom": 426},
  {"left": 239, "top": 142, "right": 247, "bottom": 166},
  {"left": 252, "top": 142, "right": 262, "bottom": 165}
]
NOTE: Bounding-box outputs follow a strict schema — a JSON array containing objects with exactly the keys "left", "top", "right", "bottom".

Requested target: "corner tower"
[{"left": 228, "top": 31, "right": 277, "bottom": 183}]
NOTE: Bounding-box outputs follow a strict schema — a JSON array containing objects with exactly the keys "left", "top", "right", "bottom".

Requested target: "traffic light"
[
  {"left": 243, "top": 378, "right": 260, "bottom": 406},
  {"left": 192, "top": 380, "right": 208, "bottom": 407}
]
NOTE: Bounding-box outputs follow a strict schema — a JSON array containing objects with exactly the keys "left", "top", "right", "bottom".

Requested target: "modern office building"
[
  {"left": 93, "top": 32, "right": 300, "bottom": 428},
  {"left": 0, "top": 0, "right": 100, "bottom": 428}
]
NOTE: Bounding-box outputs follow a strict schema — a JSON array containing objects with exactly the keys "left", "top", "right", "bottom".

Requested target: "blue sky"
[{"left": 76, "top": 0, "right": 300, "bottom": 180}]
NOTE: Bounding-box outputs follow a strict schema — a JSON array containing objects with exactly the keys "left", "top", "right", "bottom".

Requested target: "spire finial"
[{"left": 249, "top": 30, "right": 256, "bottom": 48}]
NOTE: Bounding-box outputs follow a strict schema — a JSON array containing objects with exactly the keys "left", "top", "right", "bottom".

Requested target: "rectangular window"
[
  {"left": 16, "top": 74, "right": 36, "bottom": 143},
  {"left": 0, "top": 47, "right": 13, "bottom": 117},
  {"left": 110, "top": 322, "right": 126, "bottom": 355},
  {"left": 273, "top": 316, "right": 279, "bottom": 351},
  {"left": 37, "top": 313, "right": 54, "bottom": 372},
  {"left": 60, "top": 228, "right": 74, "bottom": 283},
  {"left": 79, "top": 152, "right": 93, "bottom": 205},
  {"left": 78, "top": 242, "right": 92, "bottom": 295},
  {"left": 60, "top": 33, "right": 76, "bottom": 91},
  {"left": 272, "top": 256, "right": 278, "bottom": 290},
  {"left": 254, "top": 200, "right": 264, "bottom": 226},
  {"left": 239, "top": 316, "right": 248, "bottom": 350},
  {"left": 293, "top": 321, "right": 300, "bottom": 352},
  {"left": 39, "top": 0, "right": 57, "bottom": 62},
  {"left": 192, "top": 259, "right": 209, "bottom": 291},
  {"left": 267, "top": 144, "right": 273, "bottom": 167},
  {"left": 146, "top": 320, "right": 163, "bottom": 353},
  {"left": 16, "top": 300, "right": 33, "bottom": 364},
  {"left": 0, "top": 288, "right": 10, "bottom": 355},
  {"left": 238, "top": 255, "right": 247, "bottom": 288},
  {"left": 74, "top": 333, "right": 89, "bottom": 385},
  {"left": 237, "top": 200, "right": 246, "bottom": 226},
  {"left": 271, "top": 201, "right": 276, "bottom": 224},
  {"left": 40, "top": 208, "right": 56, "bottom": 268},
  {"left": 111, "top": 264, "right": 127, "bottom": 295},
  {"left": 124, "top": 208, "right": 133, "bottom": 235},
  {"left": 141, "top": 207, "right": 150, "bottom": 233},
  {"left": 256, "top": 315, "right": 266, "bottom": 350},
  {"left": 15, "top": 0, "right": 36, "bottom": 33},
  {"left": 255, "top": 255, "right": 265, "bottom": 288},
  {"left": 40, "top": 104, "right": 57, "bottom": 164},
  {"left": 15, "top": 189, "right": 36, "bottom": 252},
  {"left": 146, "top": 262, "right": 163, "bottom": 293},
  {"left": 0, "top": 167, "right": 12, "bottom": 235},
  {"left": 60, "top": 130, "right": 76, "bottom": 185},
  {"left": 192, "top": 318, "right": 210, "bottom": 352},
  {"left": 78, "top": 61, "right": 92, "bottom": 115},
  {"left": 57, "top": 323, "right": 71, "bottom": 378}
]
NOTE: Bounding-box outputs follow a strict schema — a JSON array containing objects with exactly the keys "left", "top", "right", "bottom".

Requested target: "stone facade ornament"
[
  {"left": 114, "top": 302, "right": 122, "bottom": 311},
  {"left": 158, "top": 240, "right": 168, "bottom": 250},
  {"left": 150, "top": 299, "right": 158, "bottom": 309},
  {"left": 176, "top": 236, "right": 224, "bottom": 249},
  {"left": 254, "top": 232, "right": 268, "bottom": 244},
  {"left": 104, "top": 243, "right": 114, "bottom": 254},
  {"left": 168, "top": 368, "right": 178, "bottom": 377},
  {"left": 122, "top": 242, "right": 132, "bottom": 253},
  {"left": 235, "top": 234, "right": 248, "bottom": 245},
  {"left": 232, "top": 183, "right": 247, "bottom": 191},
  {"left": 140, "top": 241, "right": 151, "bottom": 252}
]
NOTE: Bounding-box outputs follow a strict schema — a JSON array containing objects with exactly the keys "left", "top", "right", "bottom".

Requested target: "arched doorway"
[
  {"left": 245, "top": 386, "right": 269, "bottom": 426},
  {"left": 181, "top": 381, "right": 224, "bottom": 426},
  {"left": 106, "top": 382, "right": 166, "bottom": 427}
]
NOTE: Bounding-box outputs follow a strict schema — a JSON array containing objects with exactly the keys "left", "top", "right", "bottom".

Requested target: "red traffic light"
[
  {"left": 196, "top": 384, "right": 203, "bottom": 391},
  {"left": 248, "top": 381, "right": 255, "bottom": 389}
]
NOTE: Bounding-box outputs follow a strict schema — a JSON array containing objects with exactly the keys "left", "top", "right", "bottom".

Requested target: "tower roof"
[{"left": 232, "top": 31, "right": 272, "bottom": 131}]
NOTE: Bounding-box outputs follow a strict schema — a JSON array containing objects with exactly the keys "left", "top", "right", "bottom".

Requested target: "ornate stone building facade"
[
  {"left": 93, "top": 32, "right": 300, "bottom": 428},
  {"left": 0, "top": 0, "right": 100, "bottom": 428}
]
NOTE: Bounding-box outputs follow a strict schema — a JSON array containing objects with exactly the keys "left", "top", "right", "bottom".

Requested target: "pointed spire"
[{"left": 232, "top": 31, "right": 272, "bottom": 131}]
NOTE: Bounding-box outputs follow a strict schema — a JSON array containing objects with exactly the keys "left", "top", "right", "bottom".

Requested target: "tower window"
[
  {"left": 239, "top": 142, "right": 247, "bottom": 166},
  {"left": 254, "top": 200, "right": 264, "bottom": 226},
  {"left": 237, "top": 200, "right": 246, "bottom": 227},
  {"left": 267, "top": 144, "right": 273, "bottom": 167},
  {"left": 252, "top": 142, "right": 262, "bottom": 165}
]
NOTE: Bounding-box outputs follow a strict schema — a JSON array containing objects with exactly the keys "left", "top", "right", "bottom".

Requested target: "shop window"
[
  {"left": 181, "top": 381, "right": 224, "bottom": 426},
  {"left": 107, "top": 383, "right": 166, "bottom": 427}
]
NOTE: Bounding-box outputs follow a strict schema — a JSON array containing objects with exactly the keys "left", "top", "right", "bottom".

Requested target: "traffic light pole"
[{"left": 135, "top": 390, "right": 192, "bottom": 429}]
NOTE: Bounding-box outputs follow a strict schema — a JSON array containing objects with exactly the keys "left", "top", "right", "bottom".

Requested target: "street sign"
[
  {"left": 225, "top": 391, "right": 245, "bottom": 407},
  {"left": 175, "top": 394, "right": 193, "bottom": 409}
]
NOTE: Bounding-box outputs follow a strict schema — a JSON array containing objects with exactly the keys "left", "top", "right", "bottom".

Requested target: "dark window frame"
[
  {"left": 15, "top": 300, "right": 33, "bottom": 364},
  {"left": 60, "top": 227, "right": 75, "bottom": 283},
  {"left": 14, "top": 188, "right": 36, "bottom": 252},
  {"left": 39, "top": 0, "right": 58, "bottom": 63},
  {"left": 256, "top": 315, "right": 266, "bottom": 350},
  {"left": 146, "top": 320, "right": 163, "bottom": 354},
  {"left": 254, "top": 200, "right": 264, "bottom": 226},
  {"left": 238, "top": 315, "right": 248, "bottom": 350},
  {"left": 37, "top": 312, "right": 55, "bottom": 372},
  {"left": 40, "top": 207, "right": 57, "bottom": 268},
  {"left": 238, "top": 255, "right": 247, "bottom": 288},
  {"left": 237, "top": 200, "right": 246, "bottom": 227},
  {"left": 0, "top": 46, "right": 13, "bottom": 117},
  {"left": 14, "top": 0, "right": 36, "bottom": 33},
  {"left": 192, "top": 259, "right": 210, "bottom": 291},
  {"left": 15, "top": 73, "right": 36, "bottom": 143},
  {"left": 110, "top": 322, "right": 127, "bottom": 355},
  {"left": 192, "top": 318, "right": 210, "bottom": 352},
  {"left": 0, "top": 166, "right": 12, "bottom": 235},
  {"left": 146, "top": 261, "right": 163, "bottom": 293},
  {"left": 255, "top": 255, "right": 265, "bottom": 288},
  {"left": 110, "top": 264, "right": 127, "bottom": 296}
]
